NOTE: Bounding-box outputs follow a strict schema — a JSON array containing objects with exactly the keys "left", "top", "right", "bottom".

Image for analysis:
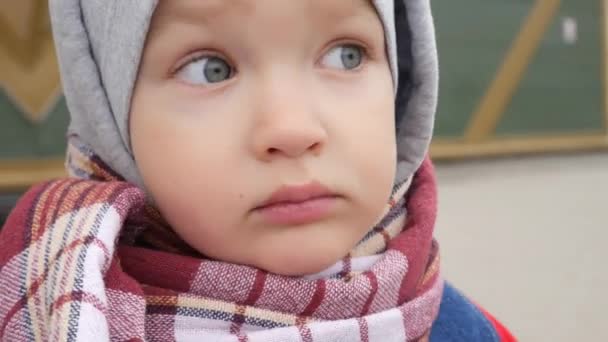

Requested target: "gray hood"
[{"left": 49, "top": 0, "right": 438, "bottom": 187}]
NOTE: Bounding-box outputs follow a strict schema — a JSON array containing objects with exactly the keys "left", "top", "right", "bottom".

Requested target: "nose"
[{"left": 250, "top": 80, "right": 328, "bottom": 162}]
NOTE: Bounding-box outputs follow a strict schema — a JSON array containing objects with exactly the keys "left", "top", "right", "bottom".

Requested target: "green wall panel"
[
  {"left": 432, "top": 0, "right": 532, "bottom": 137},
  {"left": 497, "top": 1, "right": 604, "bottom": 135},
  {"left": 0, "top": 93, "right": 69, "bottom": 159}
]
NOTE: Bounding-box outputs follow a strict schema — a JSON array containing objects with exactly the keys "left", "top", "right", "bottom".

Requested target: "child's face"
[{"left": 130, "top": 0, "right": 396, "bottom": 275}]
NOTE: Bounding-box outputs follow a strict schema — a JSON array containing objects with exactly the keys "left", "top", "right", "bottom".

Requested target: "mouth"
[{"left": 253, "top": 182, "right": 341, "bottom": 225}]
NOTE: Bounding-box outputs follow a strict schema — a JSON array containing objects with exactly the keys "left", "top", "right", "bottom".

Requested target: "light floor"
[{"left": 434, "top": 152, "right": 608, "bottom": 341}]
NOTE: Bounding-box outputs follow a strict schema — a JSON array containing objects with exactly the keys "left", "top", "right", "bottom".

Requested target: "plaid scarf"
[{"left": 0, "top": 139, "right": 442, "bottom": 341}]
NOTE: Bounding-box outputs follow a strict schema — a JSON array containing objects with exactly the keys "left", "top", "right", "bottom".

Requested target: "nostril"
[{"left": 268, "top": 147, "right": 279, "bottom": 154}]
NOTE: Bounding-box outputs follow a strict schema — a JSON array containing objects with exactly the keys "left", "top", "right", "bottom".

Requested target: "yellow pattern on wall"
[{"left": 0, "top": 0, "right": 61, "bottom": 124}]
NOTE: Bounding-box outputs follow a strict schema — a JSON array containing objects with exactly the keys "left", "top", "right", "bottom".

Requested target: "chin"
[
  {"left": 261, "top": 261, "right": 333, "bottom": 277},
  {"left": 256, "top": 245, "right": 348, "bottom": 277}
]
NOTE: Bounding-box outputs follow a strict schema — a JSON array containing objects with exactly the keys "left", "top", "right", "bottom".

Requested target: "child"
[{"left": 0, "top": 0, "right": 515, "bottom": 341}]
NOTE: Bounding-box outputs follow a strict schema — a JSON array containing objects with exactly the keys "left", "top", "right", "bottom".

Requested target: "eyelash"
[
  {"left": 172, "top": 50, "right": 236, "bottom": 76},
  {"left": 320, "top": 39, "right": 372, "bottom": 65},
  {"left": 171, "top": 39, "right": 374, "bottom": 77}
]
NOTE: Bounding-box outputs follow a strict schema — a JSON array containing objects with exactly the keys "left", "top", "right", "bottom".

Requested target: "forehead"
[{"left": 153, "top": 0, "right": 377, "bottom": 26}]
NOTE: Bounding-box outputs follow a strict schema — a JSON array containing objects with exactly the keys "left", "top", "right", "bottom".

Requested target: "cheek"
[
  {"left": 338, "top": 80, "right": 397, "bottom": 216},
  {"left": 129, "top": 92, "right": 252, "bottom": 255},
  {"left": 133, "top": 132, "right": 252, "bottom": 260},
  {"left": 336, "top": 83, "right": 397, "bottom": 180},
  {"left": 323, "top": 65, "right": 396, "bottom": 174},
  {"left": 355, "top": 113, "right": 397, "bottom": 215}
]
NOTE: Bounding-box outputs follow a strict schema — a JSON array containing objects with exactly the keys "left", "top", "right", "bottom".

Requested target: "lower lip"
[{"left": 254, "top": 196, "right": 339, "bottom": 226}]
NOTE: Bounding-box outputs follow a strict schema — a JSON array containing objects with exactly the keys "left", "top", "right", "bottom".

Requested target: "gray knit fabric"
[
  {"left": 395, "top": 0, "right": 438, "bottom": 183},
  {"left": 49, "top": 0, "right": 437, "bottom": 187},
  {"left": 372, "top": 0, "right": 399, "bottom": 89},
  {"left": 49, "top": 0, "right": 158, "bottom": 187}
]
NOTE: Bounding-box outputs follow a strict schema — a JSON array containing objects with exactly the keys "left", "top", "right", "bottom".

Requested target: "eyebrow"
[
  {"left": 154, "top": 0, "right": 374, "bottom": 29},
  {"left": 152, "top": 0, "right": 253, "bottom": 30},
  {"left": 311, "top": 0, "right": 376, "bottom": 22}
]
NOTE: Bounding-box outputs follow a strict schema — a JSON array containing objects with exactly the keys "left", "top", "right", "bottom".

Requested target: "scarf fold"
[{"left": 0, "top": 140, "right": 442, "bottom": 342}]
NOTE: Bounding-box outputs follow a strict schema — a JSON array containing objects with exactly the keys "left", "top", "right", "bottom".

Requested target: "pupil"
[
  {"left": 204, "top": 57, "right": 231, "bottom": 83},
  {"left": 341, "top": 46, "right": 361, "bottom": 69}
]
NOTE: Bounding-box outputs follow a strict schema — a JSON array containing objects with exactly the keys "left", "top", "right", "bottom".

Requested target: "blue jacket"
[{"left": 430, "top": 283, "right": 515, "bottom": 341}]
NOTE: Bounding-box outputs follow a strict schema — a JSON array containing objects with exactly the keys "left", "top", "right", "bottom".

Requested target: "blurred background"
[{"left": 1, "top": 0, "right": 607, "bottom": 340}]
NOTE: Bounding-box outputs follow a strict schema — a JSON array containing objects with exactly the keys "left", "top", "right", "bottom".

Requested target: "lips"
[
  {"left": 257, "top": 182, "right": 336, "bottom": 208},
  {"left": 253, "top": 182, "right": 340, "bottom": 225}
]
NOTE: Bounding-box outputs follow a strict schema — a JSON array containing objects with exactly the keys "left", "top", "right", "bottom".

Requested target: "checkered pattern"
[{"left": 0, "top": 140, "right": 442, "bottom": 341}]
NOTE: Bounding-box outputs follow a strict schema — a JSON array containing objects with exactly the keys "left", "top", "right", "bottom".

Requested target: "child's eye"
[
  {"left": 320, "top": 44, "right": 365, "bottom": 71},
  {"left": 176, "top": 56, "right": 235, "bottom": 85}
]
